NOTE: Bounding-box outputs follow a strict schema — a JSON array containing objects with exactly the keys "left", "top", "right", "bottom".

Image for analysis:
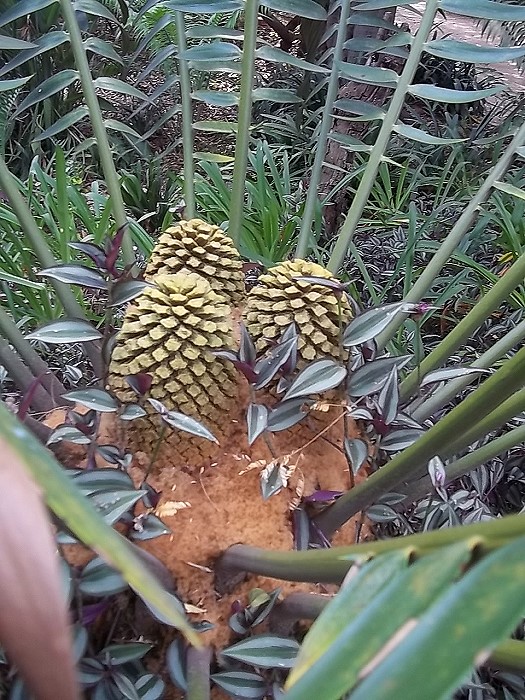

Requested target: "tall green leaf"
[
  {"left": 13, "top": 70, "right": 79, "bottom": 117},
  {"left": 349, "top": 538, "right": 525, "bottom": 700},
  {"left": 285, "top": 543, "right": 471, "bottom": 700}
]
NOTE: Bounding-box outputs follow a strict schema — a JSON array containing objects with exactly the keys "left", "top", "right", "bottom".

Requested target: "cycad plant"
[
  {"left": 4, "top": 0, "right": 525, "bottom": 699},
  {"left": 480, "top": 0, "right": 525, "bottom": 73}
]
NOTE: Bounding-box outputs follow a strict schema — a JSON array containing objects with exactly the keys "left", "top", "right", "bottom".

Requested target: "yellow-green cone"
[
  {"left": 145, "top": 219, "right": 245, "bottom": 306},
  {"left": 244, "top": 259, "right": 352, "bottom": 363},
  {"left": 108, "top": 273, "right": 237, "bottom": 441}
]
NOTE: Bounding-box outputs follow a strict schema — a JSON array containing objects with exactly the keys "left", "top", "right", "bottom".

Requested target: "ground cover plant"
[{"left": 3, "top": 0, "right": 525, "bottom": 699}]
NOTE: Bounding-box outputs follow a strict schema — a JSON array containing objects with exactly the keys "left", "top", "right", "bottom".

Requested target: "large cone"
[
  {"left": 244, "top": 259, "right": 352, "bottom": 363},
  {"left": 107, "top": 273, "right": 237, "bottom": 460}
]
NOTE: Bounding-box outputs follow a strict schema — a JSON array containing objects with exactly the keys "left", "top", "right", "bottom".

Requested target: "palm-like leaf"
[
  {"left": 0, "top": 0, "right": 173, "bottom": 173},
  {"left": 480, "top": 0, "right": 525, "bottom": 72}
]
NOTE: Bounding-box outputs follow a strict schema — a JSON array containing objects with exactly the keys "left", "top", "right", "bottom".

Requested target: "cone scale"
[{"left": 107, "top": 273, "right": 237, "bottom": 461}]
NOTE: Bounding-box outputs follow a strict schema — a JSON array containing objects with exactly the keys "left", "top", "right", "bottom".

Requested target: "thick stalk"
[
  {"left": 400, "top": 251, "right": 525, "bottom": 401},
  {"left": 412, "top": 317, "right": 525, "bottom": 422},
  {"left": 175, "top": 12, "right": 196, "bottom": 219},
  {"left": 186, "top": 647, "right": 211, "bottom": 700},
  {"left": 295, "top": 0, "right": 352, "bottom": 259},
  {"left": 486, "top": 640, "right": 525, "bottom": 673},
  {"left": 315, "top": 343, "right": 525, "bottom": 536},
  {"left": 0, "top": 341, "right": 53, "bottom": 414},
  {"left": 403, "top": 423, "right": 525, "bottom": 505},
  {"left": 375, "top": 120, "right": 525, "bottom": 349},
  {"left": 0, "top": 307, "right": 66, "bottom": 400},
  {"left": 270, "top": 593, "right": 329, "bottom": 635},
  {"left": 21, "top": 413, "right": 53, "bottom": 444},
  {"left": 228, "top": 0, "right": 259, "bottom": 248},
  {"left": 58, "top": 0, "right": 134, "bottom": 266},
  {"left": 327, "top": 0, "right": 438, "bottom": 274},
  {"left": 216, "top": 514, "right": 525, "bottom": 584},
  {"left": 443, "top": 390, "right": 525, "bottom": 459}
]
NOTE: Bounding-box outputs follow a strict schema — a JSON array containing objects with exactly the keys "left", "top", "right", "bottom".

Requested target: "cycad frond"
[
  {"left": 0, "top": 90, "right": 16, "bottom": 159},
  {"left": 132, "top": 3, "right": 178, "bottom": 52},
  {"left": 479, "top": 1, "right": 525, "bottom": 73}
]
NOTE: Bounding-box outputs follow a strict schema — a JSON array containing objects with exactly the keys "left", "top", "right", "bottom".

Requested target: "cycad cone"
[
  {"left": 107, "top": 272, "right": 237, "bottom": 462},
  {"left": 244, "top": 259, "right": 352, "bottom": 363},
  {"left": 145, "top": 219, "right": 245, "bottom": 306}
]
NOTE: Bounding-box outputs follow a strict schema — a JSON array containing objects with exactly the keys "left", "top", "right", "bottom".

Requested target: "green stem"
[
  {"left": 446, "top": 423, "right": 525, "bottom": 479},
  {"left": 228, "top": 0, "right": 259, "bottom": 248},
  {"left": 0, "top": 307, "right": 66, "bottom": 400},
  {"left": 217, "top": 513, "right": 525, "bottom": 585},
  {"left": 487, "top": 640, "right": 525, "bottom": 673},
  {"left": 0, "top": 340, "right": 53, "bottom": 414},
  {"left": 327, "top": 0, "right": 439, "bottom": 274},
  {"left": 443, "top": 390, "right": 525, "bottom": 459},
  {"left": 375, "top": 119, "right": 525, "bottom": 350},
  {"left": 404, "top": 423, "right": 525, "bottom": 504},
  {"left": 186, "top": 647, "right": 212, "bottom": 700},
  {"left": 146, "top": 424, "right": 167, "bottom": 479},
  {"left": 175, "top": 11, "right": 196, "bottom": 219},
  {"left": 271, "top": 592, "right": 329, "bottom": 632},
  {"left": 59, "top": 0, "right": 134, "bottom": 267},
  {"left": 295, "top": 0, "right": 352, "bottom": 259},
  {"left": 315, "top": 343, "right": 525, "bottom": 536},
  {"left": 400, "top": 250, "right": 525, "bottom": 402},
  {"left": 347, "top": 240, "right": 381, "bottom": 304},
  {"left": 412, "top": 317, "right": 525, "bottom": 422}
]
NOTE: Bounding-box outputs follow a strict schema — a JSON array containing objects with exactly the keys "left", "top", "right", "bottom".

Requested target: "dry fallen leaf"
[
  {"left": 290, "top": 470, "right": 305, "bottom": 511},
  {"left": 155, "top": 501, "right": 192, "bottom": 517},
  {"left": 184, "top": 603, "right": 207, "bottom": 614},
  {"left": 310, "top": 400, "right": 332, "bottom": 413},
  {"left": 239, "top": 458, "right": 267, "bottom": 476}
]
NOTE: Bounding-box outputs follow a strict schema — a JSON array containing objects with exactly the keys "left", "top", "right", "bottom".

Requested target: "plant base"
[{"left": 48, "top": 385, "right": 371, "bottom": 696}]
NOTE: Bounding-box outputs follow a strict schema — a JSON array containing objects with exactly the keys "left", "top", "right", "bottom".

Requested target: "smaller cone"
[
  {"left": 145, "top": 219, "right": 245, "bottom": 306},
  {"left": 244, "top": 259, "right": 352, "bottom": 363}
]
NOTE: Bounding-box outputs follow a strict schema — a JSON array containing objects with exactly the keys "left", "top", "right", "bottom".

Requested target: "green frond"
[
  {"left": 479, "top": 3, "right": 525, "bottom": 73},
  {"left": 132, "top": 3, "right": 179, "bottom": 52},
  {"left": 0, "top": 89, "right": 16, "bottom": 159}
]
